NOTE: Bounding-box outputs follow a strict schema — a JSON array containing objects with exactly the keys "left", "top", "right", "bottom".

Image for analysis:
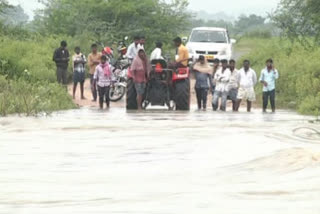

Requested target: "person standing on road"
[
  {"left": 93, "top": 55, "right": 113, "bottom": 109},
  {"left": 193, "top": 55, "right": 213, "bottom": 110},
  {"left": 259, "top": 59, "right": 279, "bottom": 113},
  {"left": 126, "top": 36, "right": 140, "bottom": 61},
  {"left": 228, "top": 59, "right": 239, "bottom": 111},
  {"left": 236, "top": 60, "right": 257, "bottom": 112},
  {"left": 211, "top": 58, "right": 220, "bottom": 94},
  {"left": 212, "top": 59, "right": 231, "bottom": 111},
  {"left": 72, "top": 47, "right": 86, "bottom": 100},
  {"left": 131, "top": 49, "right": 150, "bottom": 110},
  {"left": 53, "top": 41, "right": 70, "bottom": 86},
  {"left": 88, "top": 44, "right": 102, "bottom": 102}
]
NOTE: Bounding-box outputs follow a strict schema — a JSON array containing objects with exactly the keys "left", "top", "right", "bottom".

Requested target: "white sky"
[
  {"left": 8, "top": 0, "right": 280, "bottom": 19},
  {"left": 188, "top": 0, "right": 280, "bottom": 16}
]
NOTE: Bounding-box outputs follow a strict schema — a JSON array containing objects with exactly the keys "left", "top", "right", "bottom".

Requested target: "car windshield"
[{"left": 190, "top": 30, "right": 228, "bottom": 43}]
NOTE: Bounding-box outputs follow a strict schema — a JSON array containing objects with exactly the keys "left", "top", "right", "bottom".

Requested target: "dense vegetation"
[
  {"left": 0, "top": 31, "right": 76, "bottom": 116},
  {"left": 33, "top": 0, "right": 191, "bottom": 53},
  {"left": 237, "top": 38, "right": 320, "bottom": 115},
  {"left": 272, "top": 0, "right": 320, "bottom": 46},
  {"left": 191, "top": 14, "right": 276, "bottom": 38}
]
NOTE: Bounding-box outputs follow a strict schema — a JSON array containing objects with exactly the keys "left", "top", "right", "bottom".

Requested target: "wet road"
[{"left": 0, "top": 107, "right": 320, "bottom": 214}]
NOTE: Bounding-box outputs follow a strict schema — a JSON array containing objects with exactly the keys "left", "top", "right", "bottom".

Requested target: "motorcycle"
[
  {"left": 109, "top": 36, "right": 130, "bottom": 102},
  {"left": 109, "top": 66, "right": 128, "bottom": 102}
]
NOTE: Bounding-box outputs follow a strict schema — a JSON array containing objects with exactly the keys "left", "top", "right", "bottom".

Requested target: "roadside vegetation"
[
  {"left": 236, "top": 37, "right": 320, "bottom": 115},
  {"left": 0, "top": 25, "right": 77, "bottom": 116}
]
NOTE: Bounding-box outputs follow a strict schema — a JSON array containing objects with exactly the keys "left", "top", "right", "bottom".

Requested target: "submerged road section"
[{"left": 0, "top": 108, "right": 320, "bottom": 214}]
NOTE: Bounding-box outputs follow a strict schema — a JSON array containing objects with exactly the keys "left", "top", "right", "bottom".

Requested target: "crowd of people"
[
  {"left": 52, "top": 35, "right": 279, "bottom": 112},
  {"left": 193, "top": 57, "right": 279, "bottom": 113}
]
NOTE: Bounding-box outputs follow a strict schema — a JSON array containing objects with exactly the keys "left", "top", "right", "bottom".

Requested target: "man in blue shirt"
[{"left": 259, "top": 59, "right": 279, "bottom": 113}]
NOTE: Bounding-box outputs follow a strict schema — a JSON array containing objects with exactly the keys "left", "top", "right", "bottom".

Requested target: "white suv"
[{"left": 186, "top": 27, "right": 236, "bottom": 64}]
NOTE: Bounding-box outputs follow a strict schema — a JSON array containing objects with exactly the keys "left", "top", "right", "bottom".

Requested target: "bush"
[
  {"left": 0, "top": 34, "right": 72, "bottom": 82},
  {"left": 0, "top": 32, "right": 78, "bottom": 116},
  {"left": 243, "top": 29, "right": 272, "bottom": 39},
  {"left": 0, "top": 76, "right": 76, "bottom": 116},
  {"left": 237, "top": 37, "right": 320, "bottom": 115},
  {"left": 298, "top": 95, "right": 320, "bottom": 116}
]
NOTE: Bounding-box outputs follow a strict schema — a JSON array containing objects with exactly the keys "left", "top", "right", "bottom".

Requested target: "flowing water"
[{"left": 0, "top": 107, "right": 320, "bottom": 214}]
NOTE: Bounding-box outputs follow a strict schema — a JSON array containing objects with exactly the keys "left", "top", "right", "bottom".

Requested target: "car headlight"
[{"left": 188, "top": 48, "right": 193, "bottom": 54}]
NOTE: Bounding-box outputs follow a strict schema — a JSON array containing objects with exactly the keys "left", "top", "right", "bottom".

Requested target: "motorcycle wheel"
[{"left": 109, "top": 84, "right": 126, "bottom": 102}]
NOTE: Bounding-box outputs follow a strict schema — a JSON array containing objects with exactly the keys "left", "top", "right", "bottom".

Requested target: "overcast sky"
[{"left": 8, "top": 0, "right": 280, "bottom": 19}]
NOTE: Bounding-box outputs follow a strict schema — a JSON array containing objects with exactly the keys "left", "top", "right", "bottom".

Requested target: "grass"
[{"left": 236, "top": 37, "right": 320, "bottom": 116}]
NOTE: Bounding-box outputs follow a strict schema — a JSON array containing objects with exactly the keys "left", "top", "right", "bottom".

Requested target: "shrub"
[
  {"left": 237, "top": 37, "right": 320, "bottom": 115},
  {"left": 0, "top": 76, "right": 76, "bottom": 116}
]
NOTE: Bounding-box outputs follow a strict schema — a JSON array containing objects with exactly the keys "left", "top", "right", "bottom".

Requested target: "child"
[
  {"left": 72, "top": 47, "right": 86, "bottom": 99},
  {"left": 193, "top": 55, "right": 213, "bottom": 110},
  {"left": 93, "top": 55, "right": 113, "bottom": 109}
]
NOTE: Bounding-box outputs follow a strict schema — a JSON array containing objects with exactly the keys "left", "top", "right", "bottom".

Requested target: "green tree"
[
  {"left": 0, "top": 5, "right": 29, "bottom": 25},
  {"left": 272, "top": 0, "right": 320, "bottom": 45},
  {"left": 0, "top": 0, "right": 11, "bottom": 13},
  {"left": 234, "top": 14, "right": 266, "bottom": 35},
  {"left": 34, "top": 0, "right": 191, "bottom": 51}
]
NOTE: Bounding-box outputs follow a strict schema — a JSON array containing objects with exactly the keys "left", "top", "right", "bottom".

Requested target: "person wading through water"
[
  {"left": 193, "top": 55, "right": 213, "bottom": 110},
  {"left": 212, "top": 59, "right": 231, "bottom": 111},
  {"left": 131, "top": 49, "right": 150, "bottom": 110},
  {"left": 211, "top": 58, "right": 220, "bottom": 94},
  {"left": 228, "top": 59, "right": 239, "bottom": 111},
  {"left": 259, "top": 58, "right": 279, "bottom": 113},
  {"left": 236, "top": 60, "right": 257, "bottom": 112},
  {"left": 93, "top": 55, "right": 113, "bottom": 109}
]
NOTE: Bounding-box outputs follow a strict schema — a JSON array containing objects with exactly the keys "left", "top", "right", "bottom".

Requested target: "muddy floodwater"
[{"left": 0, "top": 107, "right": 320, "bottom": 214}]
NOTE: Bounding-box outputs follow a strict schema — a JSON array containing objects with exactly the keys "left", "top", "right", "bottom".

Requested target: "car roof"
[{"left": 192, "top": 27, "right": 227, "bottom": 32}]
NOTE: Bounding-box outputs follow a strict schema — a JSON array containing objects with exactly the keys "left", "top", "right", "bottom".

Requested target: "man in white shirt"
[
  {"left": 126, "top": 36, "right": 140, "bottom": 60},
  {"left": 236, "top": 60, "right": 257, "bottom": 112},
  {"left": 227, "top": 59, "right": 239, "bottom": 111},
  {"left": 150, "top": 42, "right": 164, "bottom": 61},
  {"left": 212, "top": 59, "right": 231, "bottom": 111}
]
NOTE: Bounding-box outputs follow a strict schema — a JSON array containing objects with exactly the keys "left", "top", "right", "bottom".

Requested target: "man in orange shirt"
[
  {"left": 88, "top": 44, "right": 102, "bottom": 102},
  {"left": 173, "top": 37, "right": 189, "bottom": 68}
]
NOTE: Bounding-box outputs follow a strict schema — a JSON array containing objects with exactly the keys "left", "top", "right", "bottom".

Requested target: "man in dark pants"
[
  {"left": 259, "top": 59, "right": 279, "bottom": 113},
  {"left": 53, "top": 41, "right": 70, "bottom": 86},
  {"left": 88, "top": 44, "right": 102, "bottom": 102},
  {"left": 193, "top": 55, "right": 212, "bottom": 110}
]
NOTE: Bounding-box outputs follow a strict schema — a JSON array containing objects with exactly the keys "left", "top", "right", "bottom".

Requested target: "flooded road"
[{"left": 0, "top": 107, "right": 320, "bottom": 214}]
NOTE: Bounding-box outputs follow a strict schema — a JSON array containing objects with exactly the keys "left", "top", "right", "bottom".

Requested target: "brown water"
[{"left": 0, "top": 107, "right": 320, "bottom": 214}]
